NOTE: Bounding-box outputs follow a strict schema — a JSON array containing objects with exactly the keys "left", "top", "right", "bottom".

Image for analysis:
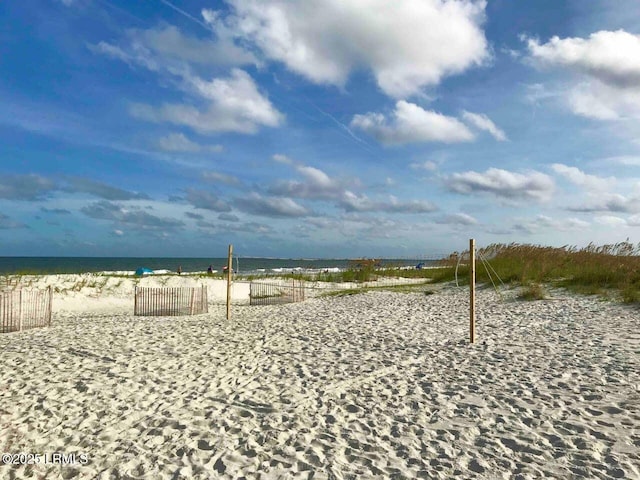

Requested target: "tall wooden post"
[
  {"left": 48, "top": 285, "right": 53, "bottom": 326},
  {"left": 469, "top": 238, "right": 476, "bottom": 344},
  {"left": 226, "top": 244, "right": 233, "bottom": 320},
  {"left": 19, "top": 289, "right": 23, "bottom": 332}
]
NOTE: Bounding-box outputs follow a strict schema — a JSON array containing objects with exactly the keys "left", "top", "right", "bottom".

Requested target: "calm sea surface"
[{"left": 0, "top": 257, "right": 430, "bottom": 275}]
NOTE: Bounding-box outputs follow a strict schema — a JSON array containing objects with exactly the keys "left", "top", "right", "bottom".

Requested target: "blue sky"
[{"left": 1, "top": 0, "right": 640, "bottom": 258}]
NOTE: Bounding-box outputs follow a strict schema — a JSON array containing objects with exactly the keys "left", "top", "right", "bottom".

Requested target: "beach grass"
[
  {"left": 311, "top": 241, "right": 640, "bottom": 303},
  {"left": 434, "top": 241, "right": 640, "bottom": 303}
]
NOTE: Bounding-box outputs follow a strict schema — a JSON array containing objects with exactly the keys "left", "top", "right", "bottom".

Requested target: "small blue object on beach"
[
  {"left": 135, "top": 267, "right": 154, "bottom": 276},
  {"left": 416, "top": 262, "right": 425, "bottom": 270}
]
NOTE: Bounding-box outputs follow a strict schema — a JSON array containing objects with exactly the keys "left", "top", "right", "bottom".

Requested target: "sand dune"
[{"left": 1, "top": 283, "right": 639, "bottom": 479}]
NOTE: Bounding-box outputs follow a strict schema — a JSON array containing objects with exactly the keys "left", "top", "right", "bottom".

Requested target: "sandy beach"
[{"left": 1, "top": 278, "right": 639, "bottom": 479}]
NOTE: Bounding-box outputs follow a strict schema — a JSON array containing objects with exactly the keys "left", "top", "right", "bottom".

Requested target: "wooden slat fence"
[
  {"left": 134, "top": 286, "right": 208, "bottom": 316},
  {"left": 249, "top": 280, "right": 305, "bottom": 306},
  {"left": 1, "top": 287, "right": 53, "bottom": 333}
]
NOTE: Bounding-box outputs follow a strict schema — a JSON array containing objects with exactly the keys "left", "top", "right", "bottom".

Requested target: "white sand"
[{"left": 1, "top": 279, "right": 639, "bottom": 479}]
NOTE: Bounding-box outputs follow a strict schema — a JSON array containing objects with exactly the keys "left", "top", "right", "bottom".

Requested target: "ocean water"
[{"left": 0, "top": 257, "right": 431, "bottom": 275}]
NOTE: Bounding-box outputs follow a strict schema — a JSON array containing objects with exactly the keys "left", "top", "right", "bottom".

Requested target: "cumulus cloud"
[
  {"left": 268, "top": 163, "right": 343, "bottom": 200},
  {"left": 567, "top": 193, "right": 640, "bottom": 214},
  {"left": 207, "top": 0, "right": 489, "bottom": 98},
  {"left": 410, "top": 160, "right": 438, "bottom": 172},
  {"left": 594, "top": 215, "right": 627, "bottom": 227},
  {"left": 445, "top": 168, "right": 555, "bottom": 202},
  {"left": 134, "top": 25, "right": 255, "bottom": 67},
  {"left": 0, "top": 174, "right": 56, "bottom": 201},
  {"left": 131, "top": 69, "right": 284, "bottom": 134},
  {"left": 435, "top": 213, "right": 478, "bottom": 225},
  {"left": 461, "top": 111, "right": 507, "bottom": 141},
  {"left": 202, "top": 171, "right": 241, "bottom": 186},
  {"left": 64, "top": 177, "right": 149, "bottom": 201},
  {"left": 527, "top": 30, "right": 640, "bottom": 119},
  {"left": 489, "top": 215, "right": 589, "bottom": 235},
  {"left": 339, "top": 192, "right": 437, "bottom": 213},
  {"left": 235, "top": 193, "right": 310, "bottom": 218},
  {"left": 268, "top": 155, "right": 437, "bottom": 214},
  {"left": 185, "top": 189, "right": 232, "bottom": 212},
  {"left": 351, "top": 101, "right": 475, "bottom": 145},
  {"left": 513, "top": 215, "right": 590, "bottom": 234},
  {"left": 92, "top": 33, "right": 282, "bottom": 134},
  {"left": 550, "top": 163, "right": 615, "bottom": 191},
  {"left": 80, "top": 201, "right": 184, "bottom": 229},
  {"left": 158, "top": 133, "right": 223, "bottom": 153}
]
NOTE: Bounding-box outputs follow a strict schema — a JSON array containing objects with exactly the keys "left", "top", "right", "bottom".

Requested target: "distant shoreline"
[{"left": 0, "top": 256, "right": 437, "bottom": 276}]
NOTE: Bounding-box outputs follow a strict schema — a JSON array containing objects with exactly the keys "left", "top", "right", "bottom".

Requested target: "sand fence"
[
  {"left": 134, "top": 286, "right": 208, "bottom": 316},
  {"left": 0, "top": 287, "right": 53, "bottom": 333},
  {"left": 249, "top": 279, "right": 305, "bottom": 305}
]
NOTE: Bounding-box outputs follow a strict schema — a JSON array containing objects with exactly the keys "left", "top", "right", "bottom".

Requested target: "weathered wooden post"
[
  {"left": 226, "top": 244, "right": 233, "bottom": 320},
  {"left": 18, "top": 289, "right": 23, "bottom": 332},
  {"left": 470, "top": 238, "right": 476, "bottom": 344},
  {"left": 48, "top": 285, "right": 52, "bottom": 326}
]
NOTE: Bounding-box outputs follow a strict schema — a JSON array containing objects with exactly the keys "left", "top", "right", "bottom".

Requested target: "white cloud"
[
  {"left": 135, "top": 25, "right": 255, "bottom": 67},
  {"left": 131, "top": 69, "right": 284, "bottom": 134},
  {"left": 209, "top": 0, "right": 489, "bottom": 98},
  {"left": 461, "top": 111, "right": 507, "bottom": 141},
  {"left": 339, "top": 191, "right": 437, "bottom": 213},
  {"left": 527, "top": 30, "right": 640, "bottom": 119},
  {"left": 435, "top": 213, "right": 478, "bottom": 225},
  {"left": 235, "top": 192, "right": 310, "bottom": 218},
  {"left": 594, "top": 215, "right": 627, "bottom": 226},
  {"left": 268, "top": 158, "right": 344, "bottom": 200},
  {"left": 533, "top": 215, "right": 589, "bottom": 230},
  {"left": 527, "top": 30, "right": 640, "bottom": 86},
  {"left": 201, "top": 171, "right": 241, "bottom": 186},
  {"left": 567, "top": 193, "right": 640, "bottom": 214},
  {"left": 445, "top": 168, "right": 555, "bottom": 202},
  {"left": 184, "top": 189, "right": 232, "bottom": 212},
  {"left": 272, "top": 154, "right": 294, "bottom": 165},
  {"left": 550, "top": 163, "right": 615, "bottom": 191},
  {"left": 267, "top": 156, "right": 437, "bottom": 213},
  {"left": 89, "top": 42, "right": 135, "bottom": 65},
  {"left": 351, "top": 101, "right": 475, "bottom": 145},
  {"left": 410, "top": 160, "right": 438, "bottom": 171},
  {"left": 487, "top": 216, "right": 589, "bottom": 235},
  {"left": 157, "top": 133, "right": 223, "bottom": 152}
]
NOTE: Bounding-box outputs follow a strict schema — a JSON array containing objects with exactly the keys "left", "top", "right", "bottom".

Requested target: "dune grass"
[
  {"left": 312, "top": 241, "right": 640, "bottom": 303},
  {"left": 431, "top": 242, "right": 640, "bottom": 303}
]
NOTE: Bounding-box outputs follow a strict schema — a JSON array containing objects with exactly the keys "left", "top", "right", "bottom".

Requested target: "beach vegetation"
[
  {"left": 444, "top": 242, "right": 640, "bottom": 303},
  {"left": 309, "top": 241, "right": 640, "bottom": 303},
  {"left": 518, "top": 283, "right": 546, "bottom": 301}
]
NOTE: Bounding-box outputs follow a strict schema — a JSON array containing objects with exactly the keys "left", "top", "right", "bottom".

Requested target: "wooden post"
[
  {"left": 226, "top": 244, "right": 233, "bottom": 320},
  {"left": 48, "top": 286, "right": 53, "bottom": 326},
  {"left": 19, "top": 290, "right": 23, "bottom": 332},
  {"left": 469, "top": 238, "right": 476, "bottom": 344}
]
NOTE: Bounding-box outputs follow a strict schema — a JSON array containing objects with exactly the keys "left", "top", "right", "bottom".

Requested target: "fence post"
[
  {"left": 470, "top": 238, "right": 476, "bottom": 344},
  {"left": 48, "top": 286, "right": 53, "bottom": 326},
  {"left": 19, "top": 289, "right": 23, "bottom": 332},
  {"left": 226, "top": 244, "right": 233, "bottom": 320}
]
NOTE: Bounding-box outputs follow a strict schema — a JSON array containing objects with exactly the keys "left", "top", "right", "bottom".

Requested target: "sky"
[{"left": 1, "top": 0, "right": 640, "bottom": 258}]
